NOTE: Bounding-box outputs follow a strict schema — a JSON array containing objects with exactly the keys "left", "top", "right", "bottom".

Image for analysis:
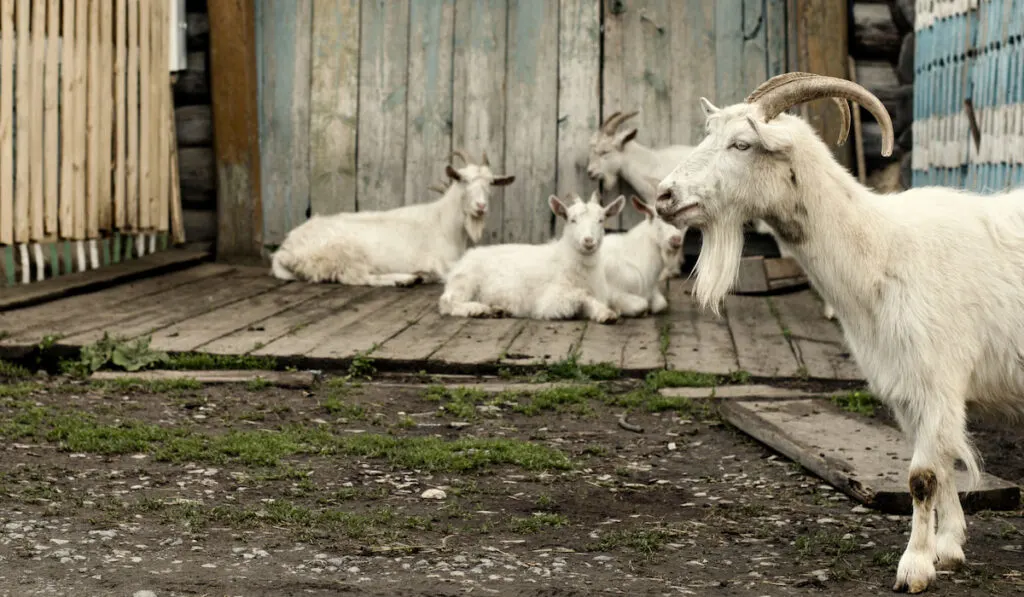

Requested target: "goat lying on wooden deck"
[
  {"left": 439, "top": 191, "right": 648, "bottom": 323},
  {"left": 270, "top": 151, "right": 514, "bottom": 286},
  {"left": 655, "top": 71, "right": 1024, "bottom": 594}
]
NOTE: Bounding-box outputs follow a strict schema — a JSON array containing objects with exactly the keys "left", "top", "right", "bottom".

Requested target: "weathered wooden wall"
[{"left": 255, "top": 0, "right": 849, "bottom": 250}]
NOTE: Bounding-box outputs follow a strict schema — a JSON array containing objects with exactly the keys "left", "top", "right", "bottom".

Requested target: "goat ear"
[
  {"left": 491, "top": 175, "right": 515, "bottom": 186},
  {"left": 699, "top": 97, "right": 720, "bottom": 117},
  {"left": 616, "top": 128, "right": 638, "bottom": 149},
  {"left": 630, "top": 195, "right": 653, "bottom": 219},
  {"left": 445, "top": 165, "right": 463, "bottom": 181},
  {"left": 745, "top": 116, "right": 792, "bottom": 153},
  {"left": 604, "top": 195, "right": 626, "bottom": 218},
  {"left": 548, "top": 195, "right": 569, "bottom": 220}
]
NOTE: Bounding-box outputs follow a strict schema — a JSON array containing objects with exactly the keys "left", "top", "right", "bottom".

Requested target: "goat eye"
[{"left": 732, "top": 141, "right": 751, "bottom": 151}]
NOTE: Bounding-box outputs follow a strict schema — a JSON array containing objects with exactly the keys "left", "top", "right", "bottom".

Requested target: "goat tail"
[
  {"left": 270, "top": 251, "right": 297, "bottom": 281},
  {"left": 954, "top": 436, "right": 985, "bottom": 492}
]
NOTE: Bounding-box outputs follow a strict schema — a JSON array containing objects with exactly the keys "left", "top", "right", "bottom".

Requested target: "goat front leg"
[
  {"left": 649, "top": 289, "right": 668, "bottom": 314},
  {"left": 934, "top": 458, "right": 966, "bottom": 570},
  {"left": 364, "top": 273, "right": 423, "bottom": 287}
]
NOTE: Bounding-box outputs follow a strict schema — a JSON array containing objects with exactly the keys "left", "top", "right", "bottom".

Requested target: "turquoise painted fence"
[
  {"left": 913, "top": 0, "right": 1024, "bottom": 192},
  {"left": 254, "top": 0, "right": 843, "bottom": 249}
]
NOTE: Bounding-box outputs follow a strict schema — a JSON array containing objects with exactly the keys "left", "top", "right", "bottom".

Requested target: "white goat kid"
[
  {"left": 439, "top": 192, "right": 649, "bottom": 323},
  {"left": 270, "top": 151, "right": 514, "bottom": 286},
  {"left": 602, "top": 196, "right": 683, "bottom": 314},
  {"left": 654, "top": 72, "right": 1024, "bottom": 594}
]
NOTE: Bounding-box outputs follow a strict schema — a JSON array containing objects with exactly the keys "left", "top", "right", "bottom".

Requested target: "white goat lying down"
[
  {"left": 588, "top": 108, "right": 841, "bottom": 319},
  {"left": 655, "top": 71, "right": 1024, "bottom": 594},
  {"left": 602, "top": 196, "right": 683, "bottom": 314},
  {"left": 270, "top": 151, "right": 514, "bottom": 286},
  {"left": 439, "top": 192, "right": 649, "bottom": 323}
]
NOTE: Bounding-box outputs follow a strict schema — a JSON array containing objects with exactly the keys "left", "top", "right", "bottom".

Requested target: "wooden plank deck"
[{"left": 0, "top": 264, "right": 863, "bottom": 379}]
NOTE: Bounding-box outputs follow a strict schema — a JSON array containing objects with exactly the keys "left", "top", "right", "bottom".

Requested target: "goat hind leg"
[
  {"left": 934, "top": 458, "right": 966, "bottom": 570},
  {"left": 894, "top": 415, "right": 948, "bottom": 593}
]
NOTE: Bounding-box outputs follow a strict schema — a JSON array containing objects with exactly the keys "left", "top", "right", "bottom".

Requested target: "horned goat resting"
[
  {"left": 439, "top": 191, "right": 649, "bottom": 323},
  {"left": 270, "top": 151, "right": 514, "bottom": 286},
  {"left": 654, "top": 71, "right": 1024, "bottom": 594}
]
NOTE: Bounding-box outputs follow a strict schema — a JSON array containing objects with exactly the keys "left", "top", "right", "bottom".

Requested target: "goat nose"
[
  {"left": 669, "top": 235, "right": 682, "bottom": 248},
  {"left": 583, "top": 236, "right": 595, "bottom": 246},
  {"left": 656, "top": 188, "right": 673, "bottom": 204}
]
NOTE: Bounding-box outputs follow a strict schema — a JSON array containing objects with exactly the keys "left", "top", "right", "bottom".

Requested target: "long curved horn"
[
  {"left": 605, "top": 110, "right": 639, "bottom": 134},
  {"left": 450, "top": 149, "right": 469, "bottom": 165},
  {"left": 752, "top": 73, "right": 891, "bottom": 156},
  {"left": 481, "top": 150, "right": 490, "bottom": 166},
  {"left": 746, "top": 73, "right": 851, "bottom": 146},
  {"left": 601, "top": 110, "right": 623, "bottom": 134}
]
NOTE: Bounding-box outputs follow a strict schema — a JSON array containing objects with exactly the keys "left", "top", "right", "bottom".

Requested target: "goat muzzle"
[{"left": 746, "top": 72, "right": 893, "bottom": 156}]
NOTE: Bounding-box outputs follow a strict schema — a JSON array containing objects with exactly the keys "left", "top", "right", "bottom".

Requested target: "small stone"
[
  {"left": 667, "top": 442, "right": 677, "bottom": 451},
  {"left": 133, "top": 591, "right": 157, "bottom": 597},
  {"left": 421, "top": 488, "right": 447, "bottom": 500},
  {"left": 851, "top": 505, "right": 870, "bottom": 513}
]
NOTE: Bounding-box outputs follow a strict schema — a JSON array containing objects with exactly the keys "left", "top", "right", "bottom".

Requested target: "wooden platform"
[
  {"left": 0, "top": 263, "right": 862, "bottom": 378},
  {"left": 721, "top": 399, "right": 1021, "bottom": 513}
]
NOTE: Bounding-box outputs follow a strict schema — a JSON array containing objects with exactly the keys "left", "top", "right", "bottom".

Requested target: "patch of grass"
[
  {"left": 68, "top": 333, "right": 170, "bottom": 376},
  {"left": 425, "top": 385, "right": 490, "bottom": 419},
  {"left": 0, "top": 359, "right": 31, "bottom": 380},
  {"left": 591, "top": 527, "right": 676, "bottom": 555},
  {"left": 0, "top": 404, "right": 573, "bottom": 472},
  {"left": 246, "top": 377, "right": 272, "bottom": 391},
  {"left": 872, "top": 549, "right": 900, "bottom": 567},
  {"left": 537, "top": 352, "right": 620, "bottom": 382},
  {"left": 93, "top": 377, "right": 203, "bottom": 393},
  {"left": 645, "top": 369, "right": 719, "bottom": 389},
  {"left": 165, "top": 353, "right": 278, "bottom": 371},
  {"left": 321, "top": 394, "right": 366, "bottom": 419},
  {"left": 603, "top": 388, "right": 695, "bottom": 416},
  {"left": 508, "top": 512, "right": 569, "bottom": 533},
  {"left": 0, "top": 382, "right": 38, "bottom": 399},
  {"left": 347, "top": 351, "right": 377, "bottom": 380},
  {"left": 658, "top": 323, "right": 671, "bottom": 360},
  {"left": 795, "top": 530, "right": 860, "bottom": 559},
  {"left": 831, "top": 390, "right": 881, "bottom": 417},
  {"left": 509, "top": 384, "right": 603, "bottom": 416}
]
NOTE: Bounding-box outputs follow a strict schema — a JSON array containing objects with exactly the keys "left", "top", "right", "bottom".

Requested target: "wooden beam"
[
  {"left": 787, "top": 0, "right": 852, "bottom": 169},
  {"left": 208, "top": 0, "right": 263, "bottom": 263}
]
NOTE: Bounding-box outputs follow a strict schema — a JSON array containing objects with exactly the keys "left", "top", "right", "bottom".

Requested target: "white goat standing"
[
  {"left": 270, "top": 151, "right": 514, "bottom": 286},
  {"left": 654, "top": 71, "right": 1023, "bottom": 594},
  {"left": 439, "top": 192, "right": 649, "bottom": 323},
  {"left": 590, "top": 109, "right": 842, "bottom": 320},
  {"left": 602, "top": 196, "right": 683, "bottom": 314}
]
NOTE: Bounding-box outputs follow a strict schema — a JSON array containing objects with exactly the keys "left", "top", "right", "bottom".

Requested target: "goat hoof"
[
  {"left": 893, "top": 551, "right": 935, "bottom": 593},
  {"left": 935, "top": 539, "right": 965, "bottom": 571}
]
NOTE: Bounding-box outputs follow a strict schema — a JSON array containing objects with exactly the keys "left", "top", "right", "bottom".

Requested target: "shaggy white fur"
[{"left": 602, "top": 196, "right": 683, "bottom": 314}]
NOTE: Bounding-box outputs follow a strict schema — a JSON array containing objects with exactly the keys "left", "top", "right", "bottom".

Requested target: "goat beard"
[
  {"left": 464, "top": 215, "right": 486, "bottom": 245},
  {"left": 692, "top": 216, "right": 745, "bottom": 316}
]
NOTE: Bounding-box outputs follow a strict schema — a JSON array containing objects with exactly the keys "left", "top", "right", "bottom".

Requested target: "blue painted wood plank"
[{"left": 257, "top": 0, "right": 313, "bottom": 247}]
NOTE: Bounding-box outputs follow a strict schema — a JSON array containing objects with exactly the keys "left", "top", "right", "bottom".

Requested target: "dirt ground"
[{"left": 0, "top": 368, "right": 1022, "bottom": 597}]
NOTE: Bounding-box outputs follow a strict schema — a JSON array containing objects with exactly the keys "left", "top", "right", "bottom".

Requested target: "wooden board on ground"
[
  {"left": 148, "top": 282, "right": 335, "bottom": 353},
  {"left": 725, "top": 294, "right": 801, "bottom": 377},
  {"left": 720, "top": 398, "right": 1020, "bottom": 514},
  {"left": 201, "top": 285, "right": 376, "bottom": 355},
  {"left": 91, "top": 369, "right": 317, "bottom": 389},
  {"left": 662, "top": 281, "right": 739, "bottom": 375},
  {"left": 500, "top": 320, "right": 587, "bottom": 367},
  {"left": 619, "top": 317, "right": 666, "bottom": 371},
  {"left": 575, "top": 319, "right": 625, "bottom": 367},
  {"left": 0, "top": 247, "right": 211, "bottom": 311},
  {"left": 772, "top": 291, "right": 862, "bottom": 380},
  {"left": 252, "top": 288, "right": 411, "bottom": 358},
  {"left": 307, "top": 288, "right": 439, "bottom": 359},
  {"left": 57, "top": 273, "right": 284, "bottom": 347},
  {"left": 735, "top": 256, "right": 809, "bottom": 294},
  {"left": 372, "top": 307, "right": 470, "bottom": 364},
  {"left": 0, "top": 262, "right": 233, "bottom": 345},
  {"left": 430, "top": 317, "right": 526, "bottom": 368}
]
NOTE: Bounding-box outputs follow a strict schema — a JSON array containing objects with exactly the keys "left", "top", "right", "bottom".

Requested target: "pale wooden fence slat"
[
  {"left": 0, "top": 0, "right": 13, "bottom": 247},
  {"left": 0, "top": 0, "right": 181, "bottom": 286},
  {"left": 556, "top": 0, "right": 601, "bottom": 202}
]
